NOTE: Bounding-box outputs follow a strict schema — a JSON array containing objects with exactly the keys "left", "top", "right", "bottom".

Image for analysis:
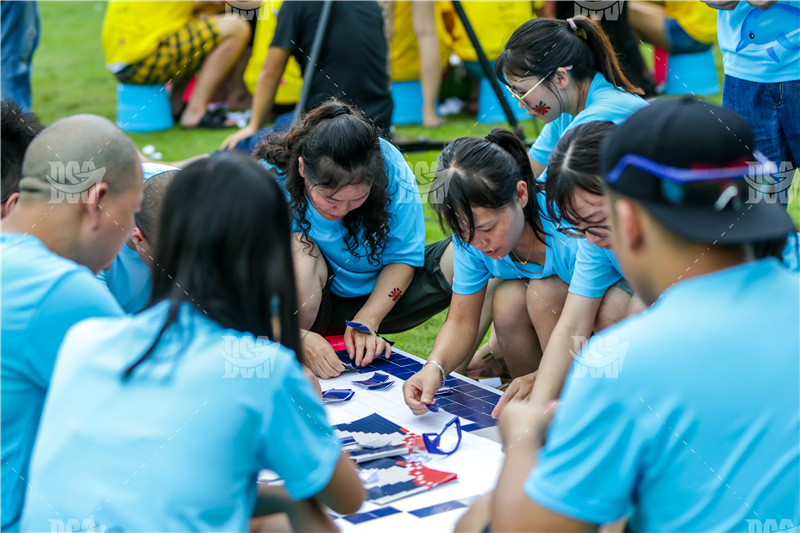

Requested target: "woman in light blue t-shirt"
[
  {"left": 255, "top": 99, "right": 452, "bottom": 379},
  {"left": 496, "top": 16, "right": 647, "bottom": 178},
  {"left": 403, "top": 130, "right": 580, "bottom": 416},
  {"left": 20, "top": 153, "right": 364, "bottom": 532}
]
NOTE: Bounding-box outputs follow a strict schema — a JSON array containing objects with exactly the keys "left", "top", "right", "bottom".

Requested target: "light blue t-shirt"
[
  {"left": 452, "top": 192, "right": 579, "bottom": 295},
  {"left": 568, "top": 240, "right": 624, "bottom": 299},
  {"left": 783, "top": 232, "right": 800, "bottom": 272},
  {"left": 529, "top": 73, "right": 648, "bottom": 166},
  {"left": 717, "top": 1, "right": 800, "bottom": 83},
  {"left": 262, "top": 138, "right": 425, "bottom": 297},
  {"left": 20, "top": 300, "right": 341, "bottom": 532},
  {"left": 97, "top": 243, "right": 151, "bottom": 313},
  {"left": 0, "top": 234, "right": 123, "bottom": 532},
  {"left": 96, "top": 163, "right": 177, "bottom": 313},
  {"left": 526, "top": 259, "right": 800, "bottom": 531}
]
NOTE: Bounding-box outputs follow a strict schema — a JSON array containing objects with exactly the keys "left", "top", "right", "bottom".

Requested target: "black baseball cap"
[{"left": 601, "top": 97, "right": 795, "bottom": 244}]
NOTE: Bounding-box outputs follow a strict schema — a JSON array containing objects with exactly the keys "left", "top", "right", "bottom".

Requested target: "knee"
[
  {"left": 491, "top": 281, "right": 528, "bottom": 331},
  {"left": 594, "top": 287, "right": 630, "bottom": 332}
]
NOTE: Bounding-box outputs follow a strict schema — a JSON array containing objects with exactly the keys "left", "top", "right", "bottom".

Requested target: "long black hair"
[
  {"left": 430, "top": 129, "right": 547, "bottom": 245},
  {"left": 123, "top": 152, "right": 301, "bottom": 379},
  {"left": 253, "top": 99, "right": 390, "bottom": 266},
  {"left": 496, "top": 16, "right": 643, "bottom": 99},
  {"left": 546, "top": 121, "right": 617, "bottom": 224}
]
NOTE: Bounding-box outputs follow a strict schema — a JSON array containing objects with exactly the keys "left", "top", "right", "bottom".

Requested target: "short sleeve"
[
  {"left": 24, "top": 272, "right": 123, "bottom": 389},
  {"left": 524, "top": 337, "right": 642, "bottom": 524},
  {"left": 452, "top": 238, "right": 491, "bottom": 295},
  {"left": 271, "top": 1, "right": 304, "bottom": 50},
  {"left": 568, "top": 241, "right": 623, "bottom": 298},
  {"left": 529, "top": 118, "right": 568, "bottom": 165},
  {"left": 260, "top": 358, "right": 341, "bottom": 500},
  {"left": 381, "top": 140, "right": 425, "bottom": 267}
]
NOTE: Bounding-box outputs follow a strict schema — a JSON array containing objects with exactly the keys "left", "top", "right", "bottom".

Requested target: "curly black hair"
[{"left": 253, "top": 99, "right": 389, "bottom": 265}]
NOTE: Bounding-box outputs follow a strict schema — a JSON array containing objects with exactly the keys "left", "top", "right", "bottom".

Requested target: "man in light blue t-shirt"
[
  {"left": 707, "top": 0, "right": 799, "bottom": 207},
  {"left": 97, "top": 164, "right": 178, "bottom": 313},
  {"left": 472, "top": 99, "right": 799, "bottom": 532},
  {"left": 0, "top": 115, "right": 142, "bottom": 531}
]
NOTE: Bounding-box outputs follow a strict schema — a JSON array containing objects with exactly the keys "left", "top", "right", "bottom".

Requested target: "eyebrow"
[
  {"left": 580, "top": 210, "right": 607, "bottom": 223},
  {"left": 321, "top": 190, "right": 370, "bottom": 202}
]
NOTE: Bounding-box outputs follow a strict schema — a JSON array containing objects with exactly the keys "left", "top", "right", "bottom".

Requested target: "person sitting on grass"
[
  {"left": 1, "top": 114, "right": 142, "bottom": 531},
  {"left": 254, "top": 99, "right": 453, "bottom": 379},
  {"left": 19, "top": 152, "right": 365, "bottom": 532},
  {"left": 403, "top": 130, "right": 589, "bottom": 416},
  {"left": 493, "top": 121, "right": 646, "bottom": 416},
  {"left": 460, "top": 98, "right": 799, "bottom": 533},
  {"left": 98, "top": 166, "right": 178, "bottom": 313}
]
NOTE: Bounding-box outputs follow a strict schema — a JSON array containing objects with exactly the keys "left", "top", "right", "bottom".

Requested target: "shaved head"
[
  {"left": 136, "top": 169, "right": 179, "bottom": 241},
  {"left": 20, "top": 114, "right": 140, "bottom": 201}
]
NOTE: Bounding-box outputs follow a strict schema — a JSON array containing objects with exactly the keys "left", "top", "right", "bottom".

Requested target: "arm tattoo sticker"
[{"left": 389, "top": 288, "right": 403, "bottom": 302}]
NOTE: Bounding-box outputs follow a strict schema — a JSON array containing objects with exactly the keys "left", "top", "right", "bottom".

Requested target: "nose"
[
  {"left": 586, "top": 233, "right": 601, "bottom": 246},
  {"left": 517, "top": 99, "right": 526, "bottom": 111}
]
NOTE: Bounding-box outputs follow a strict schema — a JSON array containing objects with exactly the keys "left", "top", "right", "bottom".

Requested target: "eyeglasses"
[
  {"left": 421, "top": 416, "right": 462, "bottom": 456},
  {"left": 504, "top": 66, "right": 572, "bottom": 110},
  {"left": 556, "top": 220, "right": 611, "bottom": 239},
  {"left": 607, "top": 151, "right": 777, "bottom": 211}
]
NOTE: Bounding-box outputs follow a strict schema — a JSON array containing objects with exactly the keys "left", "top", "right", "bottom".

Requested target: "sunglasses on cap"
[{"left": 606, "top": 151, "right": 777, "bottom": 211}]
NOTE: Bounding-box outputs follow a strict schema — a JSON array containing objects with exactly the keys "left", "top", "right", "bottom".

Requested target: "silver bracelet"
[
  {"left": 424, "top": 360, "right": 447, "bottom": 388},
  {"left": 299, "top": 330, "right": 309, "bottom": 342}
]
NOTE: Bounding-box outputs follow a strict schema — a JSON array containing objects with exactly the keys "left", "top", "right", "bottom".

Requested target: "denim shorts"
[{"left": 664, "top": 17, "right": 712, "bottom": 55}]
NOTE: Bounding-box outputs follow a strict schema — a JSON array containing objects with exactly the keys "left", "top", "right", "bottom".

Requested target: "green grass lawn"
[{"left": 29, "top": 1, "right": 800, "bottom": 356}]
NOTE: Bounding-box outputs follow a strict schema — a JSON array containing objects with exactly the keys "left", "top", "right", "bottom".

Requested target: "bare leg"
[
  {"left": 493, "top": 280, "right": 542, "bottom": 378},
  {"left": 627, "top": 293, "right": 647, "bottom": 315},
  {"left": 594, "top": 285, "right": 632, "bottom": 333},
  {"left": 180, "top": 15, "right": 251, "bottom": 127},
  {"left": 292, "top": 233, "right": 328, "bottom": 330},
  {"left": 454, "top": 493, "right": 492, "bottom": 533},
  {"left": 410, "top": 1, "right": 444, "bottom": 128},
  {"left": 526, "top": 276, "right": 569, "bottom": 351},
  {"left": 628, "top": 1, "right": 670, "bottom": 51}
]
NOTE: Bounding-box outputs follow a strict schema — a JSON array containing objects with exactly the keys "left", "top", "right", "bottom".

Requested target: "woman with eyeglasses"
[
  {"left": 403, "top": 129, "right": 583, "bottom": 416},
  {"left": 492, "top": 121, "right": 648, "bottom": 416},
  {"left": 255, "top": 99, "right": 453, "bottom": 380},
  {"left": 497, "top": 16, "right": 647, "bottom": 178},
  {"left": 20, "top": 153, "right": 364, "bottom": 531}
]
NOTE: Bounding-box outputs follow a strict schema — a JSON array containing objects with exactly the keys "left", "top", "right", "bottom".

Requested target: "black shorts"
[{"left": 310, "top": 238, "right": 452, "bottom": 335}]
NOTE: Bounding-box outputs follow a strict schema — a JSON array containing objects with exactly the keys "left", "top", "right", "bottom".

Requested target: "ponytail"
[
  {"left": 496, "top": 17, "right": 642, "bottom": 96},
  {"left": 431, "top": 129, "right": 547, "bottom": 246}
]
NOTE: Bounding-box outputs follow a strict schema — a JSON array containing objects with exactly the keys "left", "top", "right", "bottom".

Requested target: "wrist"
[{"left": 423, "top": 360, "right": 447, "bottom": 386}]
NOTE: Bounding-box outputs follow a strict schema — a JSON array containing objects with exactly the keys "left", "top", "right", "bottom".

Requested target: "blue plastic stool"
[
  {"left": 664, "top": 49, "right": 720, "bottom": 96},
  {"left": 116, "top": 84, "right": 174, "bottom": 133},
  {"left": 391, "top": 80, "right": 424, "bottom": 125},
  {"left": 477, "top": 77, "right": 530, "bottom": 124}
]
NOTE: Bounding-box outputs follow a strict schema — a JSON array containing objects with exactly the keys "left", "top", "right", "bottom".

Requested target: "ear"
[
  {"left": 1, "top": 192, "right": 19, "bottom": 218},
  {"left": 131, "top": 227, "right": 148, "bottom": 250},
  {"left": 297, "top": 156, "right": 306, "bottom": 179},
  {"left": 84, "top": 182, "right": 111, "bottom": 230},
  {"left": 516, "top": 180, "right": 529, "bottom": 209},
  {"left": 555, "top": 67, "right": 571, "bottom": 90},
  {"left": 612, "top": 197, "right": 644, "bottom": 253}
]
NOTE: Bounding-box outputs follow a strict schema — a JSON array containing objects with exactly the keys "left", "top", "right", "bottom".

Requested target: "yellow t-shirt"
[
  {"left": 443, "top": 1, "right": 534, "bottom": 62},
  {"left": 243, "top": 1, "right": 303, "bottom": 105},
  {"left": 102, "top": 1, "right": 194, "bottom": 65},
  {"left": 390, "top": 1, "right": 452, "bottom": 82},
  {"left": 665, "top": 0, "right": 718, "bottom": 45}
]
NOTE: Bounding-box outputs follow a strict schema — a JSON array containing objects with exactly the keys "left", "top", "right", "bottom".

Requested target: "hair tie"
[
  {"left": 567, "top": 18, "right": 578, "bottom": 31},
  {"left": 330, "top": 107, "right": 348, "bottom": 118},
  {"left": 485, "top": 132, "right": 501, "bottom": 145}
]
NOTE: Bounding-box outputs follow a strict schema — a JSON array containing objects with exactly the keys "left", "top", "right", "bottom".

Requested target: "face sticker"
[{"left": 533, "top": 101, "right": 551, "bottom": 115}]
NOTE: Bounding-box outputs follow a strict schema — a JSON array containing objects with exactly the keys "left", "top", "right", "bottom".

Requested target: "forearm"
[
  {"left": 427, "top": 290, "right": 485, "bottom": 374},
  {"left": 492, "top": 434, "right": 540, "bottom": 531},
  {"left": 354, "top": 263, "right": 415, "bottom": 330},
  {"left": 250, "top": 49, "right": 288, "bottom": 129}
]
